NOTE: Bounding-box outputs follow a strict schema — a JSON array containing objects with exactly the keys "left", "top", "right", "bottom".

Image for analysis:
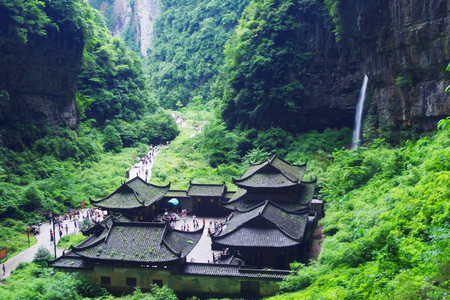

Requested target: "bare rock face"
[
  {"left": 93, "top": 0, "right": 159, "bottom": 56},
  {"left": 0, "top": 23, "right": 83, "bottom": 129},
  {"left": 134, "top": 0, "right": 159, "bottom": 56},
  {"left": 298, "top": 0, "right": 449, "bottom": 131},
  {"left": 343, "top": 0, "right": 450, "bottom": 130}
]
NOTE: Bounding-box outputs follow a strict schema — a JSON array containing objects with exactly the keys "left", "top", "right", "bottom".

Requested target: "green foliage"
[
  {"left": 121, "top": 285, "right": 178, "bottom": 300},
  {"left": 323, "top": 0, "right": 342, "bottom": 41},
  {"left": 437, "top": 117, "right": 450, "bottom": 130},
  {"left": 57, "top": 233, "right": 87, "bottom": 250},
  {"left": 103, "top": 125, "right": 123, "bottom": 152},
  {"left": 78, "top": 13, "right": 155, "bottom": 124},
  {"left": 146, "top": 0, "right": 250, "bottom": 109},
  {"left": 0, "top": 0, "right": 52, "bottom": 43},
  {"left": 274, "top": 129, "right": 450, "bottom": 299},
  {"left": 0, "top": 219, "right": 37, "bottom": 263},
  {"left": 217, "top": 0, "right": 317, "bottom": 130},
  {"left": 79, "top": 218, "right": 93, "bottom": 232},
  {"left": 33, "top": 246, "right": 53, "bottom": 267},
  {"left": 0, "top": 263, "right": 107, "bottom": 300}
]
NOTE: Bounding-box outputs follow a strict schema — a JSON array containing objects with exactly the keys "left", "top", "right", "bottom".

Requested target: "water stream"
[{"left": 352, "top": 75, "right": 369, "bottom": 149}]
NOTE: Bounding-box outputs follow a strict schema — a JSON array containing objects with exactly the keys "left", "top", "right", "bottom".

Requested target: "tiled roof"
[
  {"left": 187, "top": 182, "right": 226, "bottom": 197},
  {"left": 165, "top": 190, "right": 188, "bottom": 198},
  {"left": 72, "top": 222, "right": 201, "bottom": 263},
  {"left": 50, "top": 252, "right": 92, "bottom": 269},
  {"left": 241, "top": 156, "right": 306, "bottom": 183},
  {"left": 233, "top": 173, "right": 299, "bottom": 188},
  {"left": 297, "top": 180, "right": 316, "bottom": 205},
  {"left": 223, "top": 191, "right": 236, "bottom": 201},
  {"left": 163, "top": 229, "right": 203, "bottom": 257},
  {"left": 183, "top": 263, "right": 290, "bottom": 279},
  {"left": 90, "top": 177, "right": 169, "bottom": 210},
  {"left": 213, "top": 227, "right": 299, "bottom": 247},
  {"left": 212, "top": 201, "right": 309, "bottom": 248}
]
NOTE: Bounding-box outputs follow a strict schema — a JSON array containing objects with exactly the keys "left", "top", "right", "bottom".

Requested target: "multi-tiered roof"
[
  {"left": 223, "top": 156, "right": 316, "bottom": 212},
  {"left": 212, "top": 201, "right": 309, "bottom": 248}
]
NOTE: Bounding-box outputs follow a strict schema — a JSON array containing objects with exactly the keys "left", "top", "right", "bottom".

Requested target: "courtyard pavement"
[{"left": 172, "top": 215, "right": 226, "bottom": 263}]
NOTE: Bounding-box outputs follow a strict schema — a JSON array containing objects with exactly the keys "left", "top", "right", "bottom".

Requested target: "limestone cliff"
[
  {"left": 92, "top": 0, "right": 159, "bottom": 56},
  {"left": 0, "top": 22, "right": 83, "bottom": 130},
  {"left": 295, "top": 0, "right": 449, "bottom": 132},
  {"left": 343, "top": 0, "right": 450, "bottom": 130}
]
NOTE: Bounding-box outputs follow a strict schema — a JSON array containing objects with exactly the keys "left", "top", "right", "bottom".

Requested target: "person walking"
[
  {"left": 50, "top": 229, "right": 54, "bottom": 244},
  {"left": 65, "top": 224, "right": 69, "bottom": 235},
  {"left": 2, "top": 264, "right": 5, "bottom": 275}
]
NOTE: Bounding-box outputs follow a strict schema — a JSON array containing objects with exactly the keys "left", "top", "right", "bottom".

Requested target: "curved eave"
[{"left": 233, "top": 180, "right": 299, "bottom": 189}]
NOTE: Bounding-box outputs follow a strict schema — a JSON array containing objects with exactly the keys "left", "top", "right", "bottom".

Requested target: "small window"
[
  {"left": 126, "top": 277, "right": 137, "bottom": 286},
  {"left": 101, "top": 276, "right": 111, "bottom": 285},
  {"left": 153, "top": 279, "right": 163, "bottom": 287}
]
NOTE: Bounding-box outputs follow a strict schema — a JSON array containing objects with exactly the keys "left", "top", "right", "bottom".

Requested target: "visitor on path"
[
  {"left": 50, "top": 229, "right": 54, "bottom": 244},
  {"left": 2, "top": 264, "right": 5, "bottom": 275},
  {"left": 65, "top": 224, "right": 68, "bottom": 235}
]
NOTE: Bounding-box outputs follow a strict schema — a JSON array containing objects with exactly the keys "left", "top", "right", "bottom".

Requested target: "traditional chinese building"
[
  {"left": 51, "top": 155, "right": 320, "bottom": 298},
  {"left": 90, "top": 177, "right": 170, "bottom": 221}
]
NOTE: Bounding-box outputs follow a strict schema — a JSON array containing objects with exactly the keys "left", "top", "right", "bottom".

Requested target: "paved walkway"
[
  {"left": 172, "top": 215, "right": 226, "bottom": 263},
  {"left": 0, "top": 214, "right": 83, "bottom": 279}
]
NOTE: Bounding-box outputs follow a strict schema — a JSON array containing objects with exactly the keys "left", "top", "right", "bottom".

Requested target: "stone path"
[
  {"left": 172, "top": 215, "right": 225, "bottom": 263},
  {"left": 0, "top": 214, "right": 83, "bottom": 279}
]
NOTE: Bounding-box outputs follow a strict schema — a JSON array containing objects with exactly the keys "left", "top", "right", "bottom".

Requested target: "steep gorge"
[
  {"left": 90, "top": 0, "right": 159, "bottom": 56},
  {"left": 92, "top": 0, "right": 449, "bottom": 132}
]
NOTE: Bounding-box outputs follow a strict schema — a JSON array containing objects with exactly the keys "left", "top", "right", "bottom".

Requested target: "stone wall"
[{"left": 78, "top": 264, "right": 281, "bottom": 298}]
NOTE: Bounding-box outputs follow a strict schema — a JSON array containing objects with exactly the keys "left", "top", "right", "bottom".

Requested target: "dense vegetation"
[
  {"left": 0, "top": 0, "right": 178, "bottom": 261},
  {"left": 215, "top": 0, "right": 334, "bottom": 131},
  {"left": 271, "top": 126, "right": 449, "bottom": 299},
  {"left": 145, "top": 0, "right": 250, "bottom": 109},
  {"left": 0, "top": 1, "right": 448, "bottom": 300}
]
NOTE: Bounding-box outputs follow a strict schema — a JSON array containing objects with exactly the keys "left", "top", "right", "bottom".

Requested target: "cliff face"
[
  {"left": 0, "top": 23, "right": 83, "bottom": 130},
  {"left": 94, "top": 0, "right": 159, "bottom": 56},
  {"left": 344, "top": 0, "right": 450, "bottom": 130},
  {"left": 297, "top": 0, "right": 449, "bottom": 132}
]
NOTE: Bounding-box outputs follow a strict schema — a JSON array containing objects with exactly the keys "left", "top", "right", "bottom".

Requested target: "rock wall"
[
  {"left": 340, "top": 0, "right": 450, "bottom": 130},
  {"left": 296, "top": 0, "right": 449, "bottom": 132},
  {"left": 94, "top": 0, "right": 159, "bottom": 56},
  {"left": 0, "top": 23, "right": 83, "bottom": 130}
]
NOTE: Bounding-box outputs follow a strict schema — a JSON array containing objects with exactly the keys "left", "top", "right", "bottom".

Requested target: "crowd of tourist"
[{"left": 48, "top": 208, "right": 106, "bottom": 244}]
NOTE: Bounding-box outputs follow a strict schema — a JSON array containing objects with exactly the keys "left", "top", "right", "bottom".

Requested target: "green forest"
[{"left": 0, "top": 0, "right": 449, "bottom": 299}]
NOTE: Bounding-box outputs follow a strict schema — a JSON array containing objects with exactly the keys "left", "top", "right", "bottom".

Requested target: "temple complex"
[{"left": 51, "top": 156, "right": 321, "bottom": 298}]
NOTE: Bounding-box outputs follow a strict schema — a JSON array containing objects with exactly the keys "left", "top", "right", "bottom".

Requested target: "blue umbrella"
[{"left": 168, "top": 198, "right": 179, "bottom": 206}]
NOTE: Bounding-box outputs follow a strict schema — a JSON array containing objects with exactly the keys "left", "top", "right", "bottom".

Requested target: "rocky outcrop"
[
  {"left": 0, "top": 22, "right": 83, "bottom": 129},
  {"left": 297, "top": 0, "right": 449, "bottom": 132},
  {"left": 133, "top": 0, "right": 159, "bottom": 56},
  {"left": 340, "top": 0, "right": 449, "bottom": 130},
  {"left": 93, "top": 0, "right": 159, "bottom": 56}
]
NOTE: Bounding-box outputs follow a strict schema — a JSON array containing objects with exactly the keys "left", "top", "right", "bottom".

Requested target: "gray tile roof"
[
  {"left": 187, "top": 182, "right": 226, "bottom": 197},
  {"left": 50, "top": 253, "right": 92, "bottom": 269},
  {"left": 241, "top": 156, "right": 306, "bottom": 182},
  {"left": 213, "top": 227, "right": 299, "bottom": 247},
  {"left": 183, "top": 263, "right": 290, "bottom": 279},
  {"left": 233, "top": 173, "right": 299, "bottom": 188},
  {"left": 90, "top": 177, "right": 170, "bottom": 210},
  {"left": 72, "top": 222, "right": 201, "bottom": 263},
  {"left": 212, "top": 201, "right": 309, "bottom": 248}
]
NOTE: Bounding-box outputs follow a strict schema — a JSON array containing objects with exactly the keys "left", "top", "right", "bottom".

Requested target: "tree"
[
  {"left": 33, "top": 246, "right": 53, "bottom": 267},
  {"left": 103, "top": 125, "right": 123, "bottom": 152}
]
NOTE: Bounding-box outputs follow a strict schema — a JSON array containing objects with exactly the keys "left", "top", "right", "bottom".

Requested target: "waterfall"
[{"left": 352, "top": 75, "right": 369, "bottom": 149}]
